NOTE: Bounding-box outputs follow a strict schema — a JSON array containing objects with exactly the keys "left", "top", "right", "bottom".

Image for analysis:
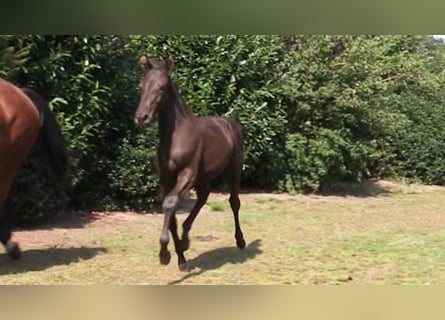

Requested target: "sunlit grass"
[
  {"left": 206, "top": 200, "right": 226, "bottom": 212},
  {"left": 1, "top": 180, "right": 445, "bottom": 284}
]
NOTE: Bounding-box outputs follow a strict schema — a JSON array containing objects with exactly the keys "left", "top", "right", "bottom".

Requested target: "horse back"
[
  {"left": 197, "top": 115, "right": 243, "bottom": 151},
  {"left": 192, "top": 115, "right": 243, "bottom": 178}
]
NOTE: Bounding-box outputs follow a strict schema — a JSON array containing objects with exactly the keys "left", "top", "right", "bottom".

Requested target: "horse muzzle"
[{"left": 134, "top": 113, "right": 153, "bottom": 128}]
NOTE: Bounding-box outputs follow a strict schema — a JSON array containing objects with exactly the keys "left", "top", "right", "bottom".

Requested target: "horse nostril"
[{"left": 135, "top": 113, "right": 151, "bottom": 127}]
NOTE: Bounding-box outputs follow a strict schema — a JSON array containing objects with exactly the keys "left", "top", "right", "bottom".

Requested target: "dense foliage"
[{"left": 1, "top": 35, "right": 445, "bottom": 224}]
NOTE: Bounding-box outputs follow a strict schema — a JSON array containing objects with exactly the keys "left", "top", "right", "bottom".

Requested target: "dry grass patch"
[{"left": 1, "top": 180, "right": 445, "bottom": 284}]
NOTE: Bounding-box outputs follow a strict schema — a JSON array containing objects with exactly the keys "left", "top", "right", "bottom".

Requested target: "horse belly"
[{"left": 200, "top": 144, "right": 232, "bottom": 180}]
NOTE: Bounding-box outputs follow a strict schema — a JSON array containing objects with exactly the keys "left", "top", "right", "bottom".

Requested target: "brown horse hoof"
[
  {"left": 6, "top": 241, "right": 21, "bottom": 260},
  {"left": 236, "top": 238, "right": 246, "bottom": 249},
  {"left": 178, "top": 261, "right": 188, "bottom": 272},
  {"left": 159, "top": 250, "right": 171, "bottom": 265},
  {"left": 178, "top": 255, "right": 187, "bottom": 271}
]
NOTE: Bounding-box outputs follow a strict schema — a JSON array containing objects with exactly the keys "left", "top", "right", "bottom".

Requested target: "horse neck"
[{"left": 158, "top": 82, "right": 195, "bottom": 144}]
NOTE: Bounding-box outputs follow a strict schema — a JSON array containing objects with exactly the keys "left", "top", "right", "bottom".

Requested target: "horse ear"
[
  {"left": 165, "top": 55, "right": 174, "bottom": 74},
  {"left": 139, "top": 55, "right": 152, "bottom": 72}
]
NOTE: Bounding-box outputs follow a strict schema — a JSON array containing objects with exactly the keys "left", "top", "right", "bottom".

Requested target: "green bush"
[
  {"left": 15, "top": 155, "right": 69, "bottom": 225},
  {"left": 278, "top": 35, "right": 443, "bottom": 191},
  {"left": 106, "top": 131, "right": 160, "bottom": 211},
  {"left": 285, "top": 129, "right": 345, "bottom": 192},
  {"left": 2, "top": 35, "right": 445, "bottom": 225}
]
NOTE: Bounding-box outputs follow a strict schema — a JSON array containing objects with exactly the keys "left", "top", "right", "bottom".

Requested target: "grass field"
[{"left": 1, "top": 180, "right": 445, "bottom": 285}]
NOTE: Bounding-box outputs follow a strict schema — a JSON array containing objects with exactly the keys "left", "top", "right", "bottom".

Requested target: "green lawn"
[{"left": 1, "top": 180, "right": 445, "bottom": 284}]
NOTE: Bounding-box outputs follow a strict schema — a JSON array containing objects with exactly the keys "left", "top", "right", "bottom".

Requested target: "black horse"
[{"left": 135, "top": 55, "right": 246, "bottom": 270}]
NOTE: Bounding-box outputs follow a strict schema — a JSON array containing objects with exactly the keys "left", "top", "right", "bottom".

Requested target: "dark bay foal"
[{"left": 135, "top": 55, "right": 246, "bottom": 269}]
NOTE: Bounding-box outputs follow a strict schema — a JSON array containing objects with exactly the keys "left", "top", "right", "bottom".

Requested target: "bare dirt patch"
[{"left": 13, "top": 211, "right": 152, "bottom": 248}]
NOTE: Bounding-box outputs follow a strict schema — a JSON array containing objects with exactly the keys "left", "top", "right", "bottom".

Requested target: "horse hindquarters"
[
  {"left": 0, "top": 80, "right": 41, "bottom": 259},
  {"left": 0, "top": 147, "right": 32, "bottom": 260}
]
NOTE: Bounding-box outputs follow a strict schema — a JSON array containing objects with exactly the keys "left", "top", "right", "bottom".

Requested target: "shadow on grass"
[
  {"left": 0, "top": 246, "right": 106, "bottom": 275},
  {"left": 17, "top": 211, "right": 109, "bottom": 231},
  {"left": 318, "top": 179, "right": 391, "bottom": 198},
  {"left": 169, "top": 239, "right": 263, "bottom": 285}
]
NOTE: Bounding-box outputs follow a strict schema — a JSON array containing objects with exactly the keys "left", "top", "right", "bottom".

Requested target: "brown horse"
[
  {"left": 0, "top": 78, "right": 68, "bottom": 259},
  {"left": 135, "top": 55, "right": 246, "bottom": 269}
]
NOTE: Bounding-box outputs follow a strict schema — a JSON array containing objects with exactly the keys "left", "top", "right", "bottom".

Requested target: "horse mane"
[{"left": 169, "top": 80, "right": 193, "bottom": 118}]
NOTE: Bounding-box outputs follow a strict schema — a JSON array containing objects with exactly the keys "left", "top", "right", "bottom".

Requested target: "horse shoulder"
[{"left": 167, "top": 129, "right": 202, "bottom": 172}]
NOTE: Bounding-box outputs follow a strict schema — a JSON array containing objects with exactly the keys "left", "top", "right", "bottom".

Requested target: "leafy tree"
[
  {"left": 279, "top": 35, "right": 441, "bottom": 191},
  {"left": 2, "top": 35, "right": 445, "bottom": 224}
]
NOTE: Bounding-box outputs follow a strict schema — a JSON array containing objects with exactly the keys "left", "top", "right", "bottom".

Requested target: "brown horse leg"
[
  {"left": 0, "top": 183, "right": 20, "bottom": 260},
  {"left": 229, "top": 192, "right": 246, "bottom": 249},
  {"left": 169, "top": 216, "right": 186, "bottom": 268},
  {"left": 226, "top": 168, "right": 246, "bottom": 249},
  {"left": 0, "top": 211, "right": 20, "bottom": 260},
  {"left": 159, "top": 194, "right": 176, "bottom": 265},
  {"left": 159, "top": 168, "right": 195, "bottom": 267},
  {"left": 181, "top": 185, "right": 210, "bottom": 252}
]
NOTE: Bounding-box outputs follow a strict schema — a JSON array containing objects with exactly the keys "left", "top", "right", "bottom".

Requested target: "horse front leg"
[
  {"left": 159, "top": 168, "right": 195, "bottom": 268},
  {"left": 159, "top": 193, "right": 177, "bottom": 265}
]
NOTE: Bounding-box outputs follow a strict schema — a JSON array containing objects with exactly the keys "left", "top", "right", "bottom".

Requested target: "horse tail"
[
  {"left": 22, "top": 88, "right": 68, "bottom": 178},
  {"left": 228, "top": 115, "right": 244, "bottom": 149},
  {"left": 228, "top": 115, "right": 244, "bottom": 177}
]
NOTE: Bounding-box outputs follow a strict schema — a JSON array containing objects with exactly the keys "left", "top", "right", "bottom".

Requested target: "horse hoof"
[
  {"left": 159, "top": 250, "right": 171, "bottom": 265},
  {"left": 6, "top": 241, "right": 21, "bottom": 260},
  {"left": 178, "top": 257, "right": 187, "bottom": 271},
  {"left": 178, "top": 263, "right": 188, "bottom": 272},
  {"left": 177, "top": 254, "right": 187, "bottom": 271},
  {"left": 236, "top": 238, "right": 246, "bottom": 249}
]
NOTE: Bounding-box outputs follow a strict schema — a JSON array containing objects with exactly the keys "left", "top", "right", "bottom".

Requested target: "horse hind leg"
[
  {"left": 181, "top": 184, "right": 210, "bottom": 252},
  {"left": 169, "top": 215, "right": 186, "bottom": 268},
  {"left": 229, "top": 192, "right": 246, "bottom": 249},
  {"left": 225, "top": 170, "right": 246, "bottom": 249},
  {"left": 0, "top": 188, "right": 21, "bottom": 260}
]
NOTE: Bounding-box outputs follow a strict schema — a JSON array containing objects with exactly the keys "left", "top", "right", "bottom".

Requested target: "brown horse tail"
[
  {"left": 22, "top": 88, "right": 68, "bottom": 178},
  {"left": 228, "top": 115, "right": 244, "bottom": 149},
  {"left": 229, "top": 115, "right": 243, "bottom": 136}
]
